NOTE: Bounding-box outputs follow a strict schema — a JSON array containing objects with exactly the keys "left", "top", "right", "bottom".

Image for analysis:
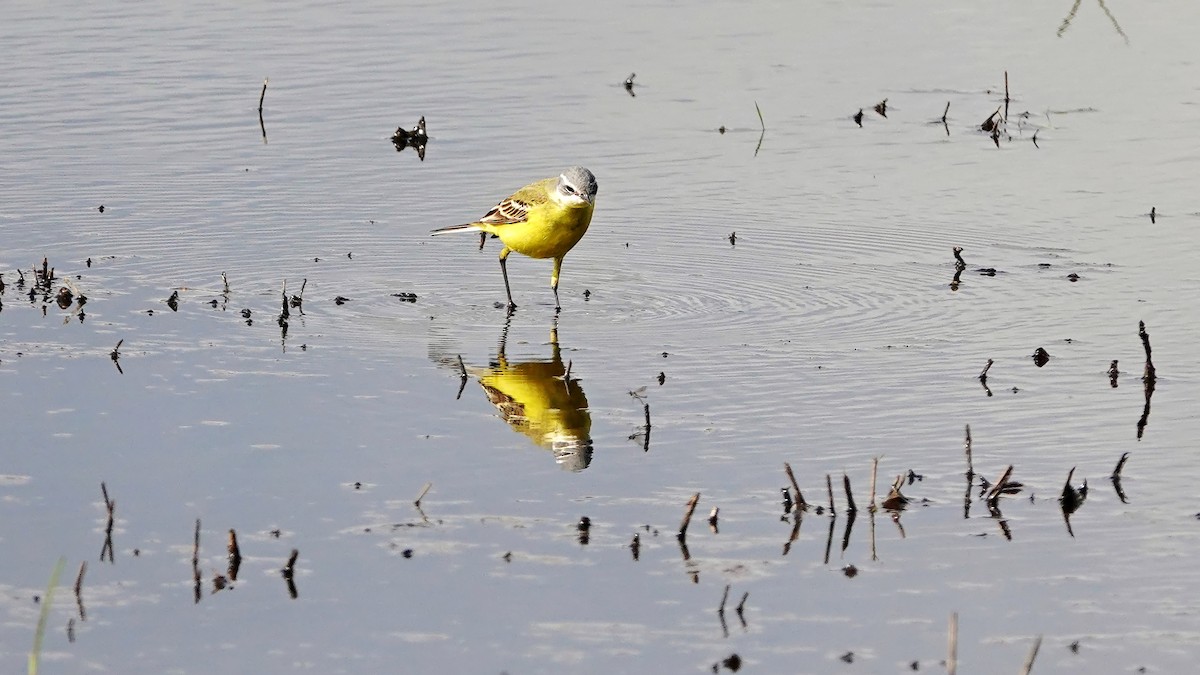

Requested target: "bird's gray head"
[{"left": 556, "top": 166, "right": 598, "bottom": 205}]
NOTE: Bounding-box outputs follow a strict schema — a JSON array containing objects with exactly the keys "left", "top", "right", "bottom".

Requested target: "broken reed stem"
[
  {"left": 942, "top": 101, "right": 950, "bottom": 123},
  {"left": 1004, "top": 70, "right": 1010, "bottom": 119},
  {"left": 74, "top": 561, "right": 87, "bottom": 597},
  {"left": 718, "top": 584, "right": 731, "bottom": 613},
  {"left": 1020, "top": 635, "right": 1043, "bottom": 675},
  {"left": 736, "top": 592, "right": 749, "bottom": 614},
  {"left": 783, "top": 462, "right": 806, "bottom": 508},
  {"left": 869, "top": 457, "right": 879, "bottom": 511},
  {"left": 414, "top": 481, "right": 433, "bottom": 507},
  {"left": 227, "top": 529, "right": 241, "bottom": 563},
  {"left": 986, "top": 465, "right": 1014, "bottom": 504},
  {"left": 964, "top": 425, "right": 974, "bottom": 476},
  {"left": 258, "top": 78, "right": 268, "bottom": 113},
  {"left": 192, "top": 519, "right": 201, "bottom": 569},
  {"left": 979, "top": 359, "right": 993, "bottom": 381},
  {"left": 283, "top": 549, "right": 299, "bottom": 578},
  {"left": 842, "top": 473, "right": 857, "bottom": 513},
  {"left": 1139, "top": 321, "right": 1156, "bottom": 381},
  {"left": 825, "top": 474, "right": 836, "bottom": 514},
  {"left": 947, "top": 611, "right": 958, "bottom": 675},
  {"left": 678, "top": 493, "right": 701, "bottom": 539},
  {"left": 456, "top": 355, "right": 467, "bottom": 379},
  {"left": 1112, "top": 452, "right": 1130, "bottom": 479},
  {"left": 100, "top": 482, "right": 113, "bottom": 514}
]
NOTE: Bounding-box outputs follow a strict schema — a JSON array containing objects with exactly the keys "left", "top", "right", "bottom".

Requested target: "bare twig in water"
[
  {"left": 455, "top": 355, "right": 468, "bottom": 399},
  {"left": 100, "top": 483, "right": 115, "bottom": 563},
  {"left": 1138, "top": 321, "right": 1156, "bottom": 440},
  {"left": 979, "top": 359, "right": 993, "bottom": 381},
  {"left": 941, "top": 101, "right": 950, "bottom": 123},
  {"left": 624, "top": 72, "right": 636, "bottom": 96},
  {"left": 282, "top": 549, "right": 299, "bottom": 578},
  {"left": 1020, "top": 635, "right": 1043, "bottom": 674},
  {"left": 783, "top": 462, "right": 806, "bottom": 509},
  {"left": 985, "top": 465, "right": 1014, "bottom": 507},
  {"left": 192, "top": 519, "right": 202, "bottom": 604},
  {"left": 258, "top": 78, "right": 269, "bottom": 143},
  {"left": 1111, "top": 452, "right": 1130, "bottom": 480},
  {"left": 74, "top": 561, "right": 87, "bottom": 621},
  {"left": 1139, "top": 321, "right": 1156, "bottom": 382},
  {"left": 825, "top": 474, "right": 836, "bottom": 515},
  {"left": 678, "top": 493, "right": 700, "bottom": 540},
  {"left": 842, "top": 474, "right": 857, "bottom": 513},
  {"left": 718, "top": 584, "right": 730, "bottom": 614}
]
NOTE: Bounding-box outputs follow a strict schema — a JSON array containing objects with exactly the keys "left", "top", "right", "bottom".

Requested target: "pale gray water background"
[{"left": 2, "top": 1, "right": 1199, "bottom": 672}]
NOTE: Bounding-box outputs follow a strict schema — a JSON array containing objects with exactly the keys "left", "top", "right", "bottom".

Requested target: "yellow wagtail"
[{"left": 432, "top": 166, "right": 598, "bottom": 310}]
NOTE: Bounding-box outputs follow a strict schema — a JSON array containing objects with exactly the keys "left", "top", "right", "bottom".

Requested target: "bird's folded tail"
[{"left": 430, "top": 223, "right": 480, "bottom": 236}]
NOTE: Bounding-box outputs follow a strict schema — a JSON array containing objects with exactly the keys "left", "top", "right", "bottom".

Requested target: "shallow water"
[{"left": 3, "top": 1, "right": 1200, "bottom": 673}]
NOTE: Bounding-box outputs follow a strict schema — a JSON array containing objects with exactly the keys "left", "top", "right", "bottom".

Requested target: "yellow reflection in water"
[{"left": 469, "top": 320, "right": 592, "bottom": 471}]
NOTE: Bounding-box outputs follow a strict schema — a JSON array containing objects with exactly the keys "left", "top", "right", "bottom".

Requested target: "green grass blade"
[{"left": 29, "top": 557, "right": 66, "bottom": 675}]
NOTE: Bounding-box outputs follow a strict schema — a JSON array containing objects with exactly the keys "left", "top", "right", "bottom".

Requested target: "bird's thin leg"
[
  {"left": 551, "top": 257, "right": 563, "bottom": 312},
  {"left": 499, "top": 247, "right": 516, "bottom": 310}
]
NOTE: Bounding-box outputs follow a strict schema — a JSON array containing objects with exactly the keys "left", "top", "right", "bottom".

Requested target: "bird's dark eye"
[{"left": 564, "top": 185, "right": 575, "bottom": 194}]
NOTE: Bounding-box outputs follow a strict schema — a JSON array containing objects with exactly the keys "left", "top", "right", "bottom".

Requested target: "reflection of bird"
[
  {"left": 470, "top": 324, "right": 593, "bottom": 471},
  {"left": 431, "top": 166, "right": 598, "bottom": 311}
]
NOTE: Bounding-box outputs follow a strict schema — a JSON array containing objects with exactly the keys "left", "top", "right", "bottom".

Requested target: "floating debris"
[
  {"left": 391, "top": 116, "right": 428, "bottom": 160},
  {"left": 1032, "top": 347, "right": 1050, "bottom": 367}
]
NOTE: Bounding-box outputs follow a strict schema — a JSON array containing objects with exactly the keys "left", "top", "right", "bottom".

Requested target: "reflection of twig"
[
  {"left": 1057, "top": 0, "right": 1082, "bottom": 36},
  {"left": 1058, "top": 0, "right": 1128, "bottom": 44},
  {"left": 781, "top": 511, "right": 802, "bottom": 556},
  {"left": 754, "top": 101, "right": 766, "bottom": 157},
  {"left": 1020, "top": 635, "right": 1043, "bottom": 674},
  {"left": 1097, "top": 0, "right": 1129, "bottom": 44}
]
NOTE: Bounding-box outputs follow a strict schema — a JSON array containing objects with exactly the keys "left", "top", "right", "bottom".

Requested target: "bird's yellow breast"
[{"left": 482, "top": 201, "right": 594, "bottom": 260}]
